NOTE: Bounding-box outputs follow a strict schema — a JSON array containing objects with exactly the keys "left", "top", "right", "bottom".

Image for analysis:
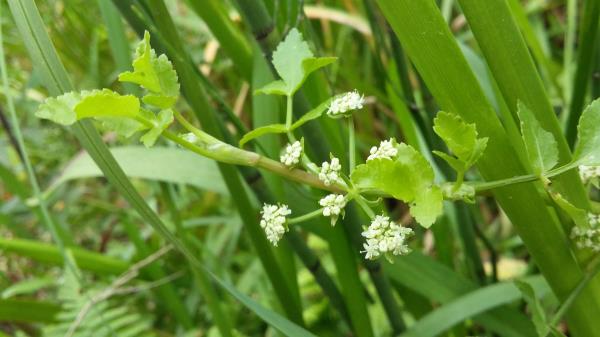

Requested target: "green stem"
[
  {"left": 288, "top": 208, "right": 324, "bottom": 224},
  {"left": 472, "top": 162, "right": 578, "bottom": 192},
  {"left": 348, "top": 117, "right": 356, "bottom": 174},
  {"left": 548, "top": 254, "right": 600, "bottom": 329}
]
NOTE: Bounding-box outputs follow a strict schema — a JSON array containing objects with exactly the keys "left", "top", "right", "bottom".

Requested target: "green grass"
[{"left": 1, "top": 0, "right": 600, "bottom": 336}]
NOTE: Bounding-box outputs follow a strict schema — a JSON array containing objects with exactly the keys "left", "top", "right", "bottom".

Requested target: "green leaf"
[
  {"left": 35, "top": 91, "right": 81, "bottom": 125},
  {"left": 410, "top": 186, "right": 443, "bottom": 228},
  {"left": 514, "top": 280, "right": 549, "bottom": 337},
  {"left": 239, "top": 124, "right": 287, "bottom": 147},
  {"left": 517, "top": 102, "right": 559, "bottom": 176},
  {"left": 45, "top": 146, "right": 228, "bottom": 195},
  {"left": 573, "top": 98, "right": 600, "bottom": 165},
  {"left": 98, "top": 117, "right": 147, "bottom": 138},
  {"left": 1, "top": 277, "right": 54, "bottom": 299},
  {"left": 352, "top": 143, "right": 440, "bottom": 227},
  {"left": 433, "top": 111, "right": 488, "bottom": 169},
  {"left": 549, "top": 192, "right": 589, "bottom": 228},
  {"left": 140, "top": 109, "right": 173, "bottom": 147},
  {"left": 254, "top": 80, "right": 287, "bottom": 96},
  {"left": 290, "top": 96, "right": 336, "bottom": 130},
  {"left": 432, "top": 151, "right": 465, "bottom": 173},
  {"left": 75, "top": 89, "right": 140, "bottom": 120},
  {"left": 271, "top": 28, "right": 336, "bottom": 95},
  {"left": 118, "top": 31, "right": 179, "bottom": 108}
]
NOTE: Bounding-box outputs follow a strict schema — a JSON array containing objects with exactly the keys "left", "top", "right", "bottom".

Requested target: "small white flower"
[
  {"left": 572, "top": 214, "right": 600, "bottom": 251},
  {"left": 319, "top": 157, "right": 342, "bottom": 185},
  {"left": 280, "top": 141, "right": 302, "bottom": 167},
  {"left": 327, "top": 90, "right": 365, "bottom": 117},
  {"left": 259, "top": 203, "right": 291, "bottom": 246},
  {"left": 361, "top": 215, "right": 413, "bottom": 260},
  {"left": 588, "top": 212, "right": 600, "bottom": 227},
  {"left": 579, "top": 165, "right": 600, "bottom": 184},
  {"left": 367, "top": 138, "right": 398, "bottom": 161},
  {"left": 319, "top": 194, "right": 346, "bottom": 226}
]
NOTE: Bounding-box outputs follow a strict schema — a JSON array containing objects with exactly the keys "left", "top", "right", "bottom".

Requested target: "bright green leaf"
[
  {"left": 239, "top": 124, "right": 287, "bottom": 147},
  {"left": 35, "top": 91, "right": 81, "bottom": 125},
  {"left": 514, "top": 280, "right": 549, "bottom": 337},
  {"left": 433, "top": 111, "right": 488, "bottom": 169},
  {"left": 352, "top": 143, "right": 438, "bottom": 226},
  {"left": 118, "top": 31, "right": 179, "bottom": 108},
  {"left": 97, "top": 117, "right": 147, "bottom": 138},
  {"left": 302, "top": 57, "right": 337, "bottom": 78},
  {"left": 517, "top": 102, "right": 559, "bottom": 176},
  {"left": 573, "top": 98, "right": 600, "bottom": 165},
  {"left": 254, "top": 80, "right": 288, "bottom": 96},
  {"left": 410, "top": 186, "right": 443, "bottom": 228},
  {"left": 290, "top": 96, "right": 336, "bottom": 130},
  {"left": 74, "top": 89, "right": 140, "bottom": 120},
  {"left": 1, "top": 277, "right": 54, "bottom": 299},
  {"left": 549, "top": 192, "right": 589, "bottom": 228},
  {"left": 271, "top": 28, "right": 336, "bottom": 95},
  {"left": 433, "top": 151, "right": 465, "bottom": 173},
  {"left": 140, "top": 109, "right": 173, "bottom": 147}
]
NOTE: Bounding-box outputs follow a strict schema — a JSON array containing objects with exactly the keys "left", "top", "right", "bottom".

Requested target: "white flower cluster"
[
  {"left": 280, "top": 141, "right": 302, "bottom": 167},
  {"left": 327, "top": 90, "right": 365, "bottom": 117},
  {"left": 579, "top": 165, "right": 600, "bottom": 184},
  {"left": 259, "top": 204, "right": 291, "bottom": 246},
  {"left": 319, "top": 194, "right": 346, "bottom": 226},
  {"left": 319, "top": 157, "right": 342, "bottom": 186},
  {"left": 367, "top": 138, "right": 398, "bottom": 161},
  {"left": 570, "top": 212, "right": 600, "bottom": 252},
  {"left": 361, "top": 215, "right": 413, "bottom": 260}
]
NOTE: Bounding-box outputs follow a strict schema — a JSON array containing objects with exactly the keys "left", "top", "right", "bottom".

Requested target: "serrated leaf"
[
  {"left": 573, "top": 98, "right": 600, "bottom": 165},
  {"left": 35, "top": 91, "right": 82, "bottom": 125},
  {"left": 271, "top": 28, "right": 336, "bottom": 95},
  {"left": 290, "top": 96, "right": 335, "bottom": 130},
  {"left": 352, "top": 143, "right": 434, "bottom": 206},
  {"left": 410, "top": 186, "right": 443, "bottom": 228},
  {"left": 118, "top": 31, "right": 179, "bottom": 108},
  {"left": 75, "top": 89, "right": 140, "bottom": 120},
  {"left": 254, "top": 80, "right": 287, "bottom": 96},
  {"left": 514, "top": 280, "right": 549, "bottom": 337},
  {"left": 517, "top": 102, "right": 559, "bottom": 176},
  {"left": 140, "top": 109, "right": 173, "bottom": 147},
  {"left": 239, "top": 124, "right": 287, "bottom": 147},
  {"left": 433, "top": 111, "right": 488, "bottom": 169}
]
